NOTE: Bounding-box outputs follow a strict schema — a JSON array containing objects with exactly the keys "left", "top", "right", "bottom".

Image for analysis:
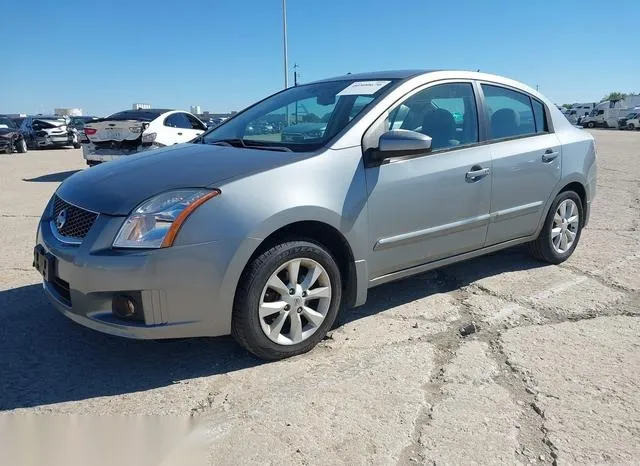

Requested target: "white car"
[{"left": 82, "top": 109, "right": 207, "bottom": 166}]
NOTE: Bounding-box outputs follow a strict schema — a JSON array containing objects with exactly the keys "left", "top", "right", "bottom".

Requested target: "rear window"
[{"left": 105, "top": 110, "right": 165, "bottom": 122}]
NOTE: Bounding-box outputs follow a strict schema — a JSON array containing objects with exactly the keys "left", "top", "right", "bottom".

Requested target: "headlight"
[{"left": 113, "top": 189, "right": 220, "bottom": 249}]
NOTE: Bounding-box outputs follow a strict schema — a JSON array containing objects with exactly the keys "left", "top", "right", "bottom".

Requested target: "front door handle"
[
  {"left": 542, "top": 149, "right": 559, "bottom": 162},
  {"left": 177, "top": 132, "right": 183, "bottom": 136},
  {"left": 465, "top": 166, "right": 490, "bottom": 182}
]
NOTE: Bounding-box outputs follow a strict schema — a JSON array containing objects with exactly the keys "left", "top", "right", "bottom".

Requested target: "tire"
[
  {"left": 528, "top": 191, "right": 583, "bottom": 264},
  {"left": 87, "top": 161, "right": 101, "bottom": 167},
  {"left": 629, "top": 124, "right": 636, "bottom": 131},
  {"left": 73, "top": 142, "right": 81, "bottom": 149},
  {"left": 232, "top": 240, "right": 342, "bottom": 360},
  {"left": 586, "top": 121, "right": 595, "bottom": 128},
  {"left": 16, "top": 138, "right": 27, "bottom": 153}
]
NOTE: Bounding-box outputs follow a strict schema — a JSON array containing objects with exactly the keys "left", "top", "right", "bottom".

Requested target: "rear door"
[
  {"left": 479, "top": 83, "right": 561, "bottom": 245},
  {"left": 162, "top": 113, "right": 199, "bottom": 144},
  {"left": 184, "top": 113, "right": 207, "bottom": 140}
]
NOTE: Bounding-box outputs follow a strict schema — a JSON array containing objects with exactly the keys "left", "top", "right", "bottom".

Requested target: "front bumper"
[
  {"left": 36, "top": 210, "right": 250, "bottom": 339},
  {"left": 0, "top": 138, "right": 12, "bottom": 151},
  {"left": 36, "top": 135, "right": 72, "bottom": 147}
]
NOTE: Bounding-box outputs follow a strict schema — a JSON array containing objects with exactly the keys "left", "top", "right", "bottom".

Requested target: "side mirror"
[{"left": 372, "top": 129, "right": 432, "bottom": 161}]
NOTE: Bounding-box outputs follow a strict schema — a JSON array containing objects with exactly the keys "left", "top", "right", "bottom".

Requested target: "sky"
[{"left": 3, "top": 0, "right": 639, "bottom": 116}]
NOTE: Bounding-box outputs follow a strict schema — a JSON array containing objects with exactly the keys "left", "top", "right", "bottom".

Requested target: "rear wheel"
[
  {"left": 73, "top": 142, "right": 81, "bottom": 149},
  {"left": 586, "top": 121, "right": 596, "bottom": 128},
  {"left": 232, "top": 240, "right": 342, "bottom": 360},
  {"left": 528, "top": 191, "right": 583, "bottom": 264},
  {"left": 87, "top": 161, "right": 101, "bottom": 167}
]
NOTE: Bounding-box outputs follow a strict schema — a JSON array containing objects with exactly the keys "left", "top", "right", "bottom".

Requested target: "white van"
[{"left": 566, "top": 103, "right": 595, "bottom": 125}]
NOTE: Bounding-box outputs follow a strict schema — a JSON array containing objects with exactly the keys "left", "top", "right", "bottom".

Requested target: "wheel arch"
[
  {"left": 534, "top": 177, "right": 590, "bottom": 238},
  {"left": 559, "top": 181, "right": 587, "bottom": 224},
  {"left": 235, "top": 220, "right": 360, "bottom": 310}
]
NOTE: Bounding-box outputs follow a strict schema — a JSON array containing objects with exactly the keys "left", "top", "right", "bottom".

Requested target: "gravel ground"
[{"left": 0, "top": 130, "right": 638, "bottom": 465}]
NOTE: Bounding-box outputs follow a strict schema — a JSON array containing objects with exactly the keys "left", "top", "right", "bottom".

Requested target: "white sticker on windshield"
[{"left": 337, "top": 80, "right": 391, "bottom": 96}]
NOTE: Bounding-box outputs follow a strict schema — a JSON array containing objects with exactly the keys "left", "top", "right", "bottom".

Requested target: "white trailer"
[{"left": 581, "top": 96, "right": 640, "bottom": 128}]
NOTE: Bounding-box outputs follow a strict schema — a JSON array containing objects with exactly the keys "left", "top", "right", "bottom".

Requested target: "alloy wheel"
[
  {"left": 550, "top": 199, "right": 580, "bottom": 254},
  {"left": 258, "top": 258, "right": 331, "bottom": 345}
]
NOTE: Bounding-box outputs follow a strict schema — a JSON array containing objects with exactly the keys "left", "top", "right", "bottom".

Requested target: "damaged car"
[
  {"left": 0, "top": 117, "right": 28, "bottom": 154},
  {"left": 21, "top": 116, "right": 81, "bottom": 149},
  {"left": 82, "top": 109, "right": 207, "bottom": 166}
]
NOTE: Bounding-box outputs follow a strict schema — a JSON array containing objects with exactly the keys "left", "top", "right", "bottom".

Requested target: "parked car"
[
  {"left": 19, "top": 116, "right": 80, "bottom": 149},
  {"left": 34, "top": 70, "right": 596, "bottom": 360},
  {"left": 618, "top": 112, "right": 640, "bottom": 130},
  {"left": 82, "top": 109, "right": 207, "bottom": 166},
  {"left": 69, "top": 116, "right": 99, "bottom": 131},
  {"left": 281, "top": 122, "right": 327, "bottom": 142},
  {"left": 0, "top": 116, "right": 28, "bottom": 153}
]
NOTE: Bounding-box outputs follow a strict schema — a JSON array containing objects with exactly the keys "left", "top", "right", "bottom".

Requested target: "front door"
[{"left": 364, "top": 82, "right": 492, "bottom": 279}]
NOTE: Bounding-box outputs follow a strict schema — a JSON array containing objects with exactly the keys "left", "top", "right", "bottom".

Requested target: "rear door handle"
[
  {"left": 465, "top": 167, "right": 490, "bottom": 182},
  {"left": 542, "top": 149, "right": 559, "bottom": 162}
]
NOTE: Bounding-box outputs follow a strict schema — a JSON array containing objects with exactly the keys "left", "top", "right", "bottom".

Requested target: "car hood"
[
  {"left": 56, "top": 143, "right": 304, "bottom": 215},
  {"left": 0, "top": 128, "right": 18, "bottom": 137}
]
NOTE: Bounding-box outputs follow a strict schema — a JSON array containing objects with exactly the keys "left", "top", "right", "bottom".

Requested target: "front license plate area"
[{"left": 33, "top": 245, "right": 56, "bottom": 282}]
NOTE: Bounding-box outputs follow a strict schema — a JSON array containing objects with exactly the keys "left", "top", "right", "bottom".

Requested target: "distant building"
[
  {"left": 132, "top": 103, "right": 151, "bottom": 110},
  {"left": 190, "top": 105, "right": 201, "bottom": 115},
  {"left": 55, "top": 107, "right": 83, "bottom": 116}
]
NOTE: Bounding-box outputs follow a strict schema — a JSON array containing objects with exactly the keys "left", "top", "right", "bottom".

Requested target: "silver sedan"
[{"left": 34, "top": 70, "right": 597, "bottom": 360}]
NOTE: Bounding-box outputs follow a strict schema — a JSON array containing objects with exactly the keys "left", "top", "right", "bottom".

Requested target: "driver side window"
[{"left": 387, "top": 83, "right": 479, "bottom": 150}]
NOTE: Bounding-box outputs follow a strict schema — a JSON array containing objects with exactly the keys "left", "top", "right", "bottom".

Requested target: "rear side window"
[
  {"left": 185, "top": 113, "right": 206, "bottom": 130},
  {"left": 531, "top": 99, "right": 548, "bottom": 133},
  {"left": 164, "top": 113, "right": 192, "bottom": 129},
  {"left": 482, "top": 84, "right": 536, "bottom": 139}
]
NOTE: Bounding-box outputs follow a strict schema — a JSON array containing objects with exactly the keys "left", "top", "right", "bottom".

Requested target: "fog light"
[{"left": 112, "top": 295, "right": 141, "bottom": 320}]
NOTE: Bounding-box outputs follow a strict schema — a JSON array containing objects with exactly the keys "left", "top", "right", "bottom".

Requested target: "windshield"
[
  {"left": 200, "top": 79, "right": 398, "bottom": 152},
  {"left": 0, "top": 118, "right": 16, "bottom": 129},
  {"left": 32, "top": 119, "right": 66, "bottom": 129}
]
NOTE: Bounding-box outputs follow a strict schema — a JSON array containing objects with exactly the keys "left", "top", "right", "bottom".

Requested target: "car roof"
[
  {"left": 310, "top": 70, "right": 433, "bottom": 83},
  {"left": 146, "top": 108, "right": 175, "bottom": 114}
]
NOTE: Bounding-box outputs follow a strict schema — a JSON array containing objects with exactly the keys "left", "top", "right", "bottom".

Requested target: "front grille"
[{"left": 52, "top": 195, "right": 98, "bottom": 240}]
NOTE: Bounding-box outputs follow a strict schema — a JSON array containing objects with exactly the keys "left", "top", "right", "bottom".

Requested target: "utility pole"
[
  {"left": 293, "top": 64, "right": 299, "bottom": 123},
  {"left": 282, "top": 0, "right": 289, "bottom": 89}
]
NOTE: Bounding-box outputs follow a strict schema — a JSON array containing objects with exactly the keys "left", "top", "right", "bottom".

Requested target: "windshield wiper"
[
  {"left": 208, "top": 138, "right": 246, "bottom": 148},
  {"left": 207, "top": 139, "right": 292, "bottom": 152}
]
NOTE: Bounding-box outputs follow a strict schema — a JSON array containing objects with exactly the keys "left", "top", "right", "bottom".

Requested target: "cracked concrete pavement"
[{"left": 0, "top": 130, "right": 639, "bottom": 465}]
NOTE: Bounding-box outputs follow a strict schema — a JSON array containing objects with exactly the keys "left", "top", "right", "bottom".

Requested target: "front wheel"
[
  {"left": 629, "top": 124, "right": 636, "bottom": 131},
  {"left": 16, "top": 138, "right": 27, "bottom": 153},
  {"left": 586, "top": 121, "right": 596, "bottom": 128},
  {"left": 232, "top": 240, "right": 342, "bottom": 360},
  {"left": 528, "top": 191, "right": 583, "bottom": 264}
]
